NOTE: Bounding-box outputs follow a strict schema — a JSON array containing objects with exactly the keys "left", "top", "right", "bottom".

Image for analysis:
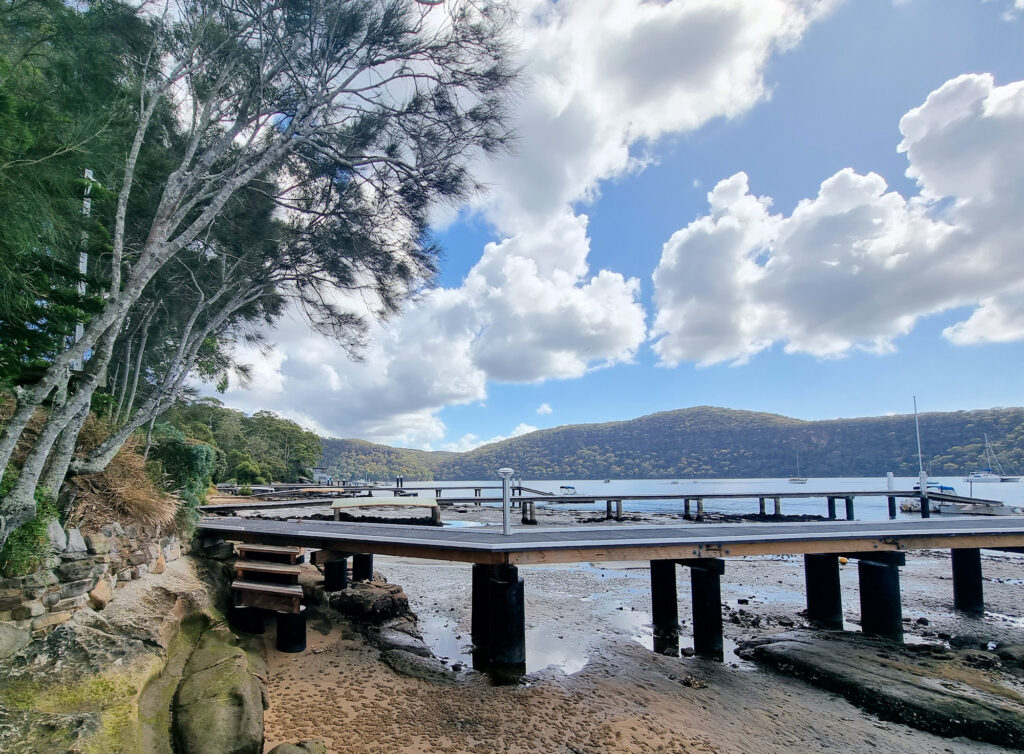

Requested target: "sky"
[{"left": 213, "top": 0, "right": 1024, "bottom": 451}]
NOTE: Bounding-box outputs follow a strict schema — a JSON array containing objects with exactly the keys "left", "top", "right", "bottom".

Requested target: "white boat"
[
  {"left": 965, "top": 434, "right": 1019, "bottom": 483},
  {"left": 559, "top": 485, "right": 576, "bottom": 495},
  {"left": 938, "top": 501, "right": 1022, "bottom": 516},
  {"left": 788, "top": 450, "right": 807, "bottom": 484}
]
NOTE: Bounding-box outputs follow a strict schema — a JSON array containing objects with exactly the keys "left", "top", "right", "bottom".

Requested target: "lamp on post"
[{"left": 498, "top": 467, "right": 515, "bottom": 535}]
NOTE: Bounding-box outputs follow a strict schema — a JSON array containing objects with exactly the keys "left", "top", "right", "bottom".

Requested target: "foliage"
[
  {"left": 0, "top": 489, "right": 57, "bottom": 577},
  {"left": 161, "top": 399, "right": 321, "bottom": 483},
  {"left": 322, "top": 406, "right": 1024, "bottom": 481},
  {"left": 146, "top": 423, "right": 216, "bottom": 530},
  {"left": 320, "top": 437, "right": 444, "bottom": 481}
]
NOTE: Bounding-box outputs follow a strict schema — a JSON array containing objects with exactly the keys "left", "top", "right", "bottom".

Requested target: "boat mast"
[{"left": 913, "top": 396, "right": 928, "bottom": 494}]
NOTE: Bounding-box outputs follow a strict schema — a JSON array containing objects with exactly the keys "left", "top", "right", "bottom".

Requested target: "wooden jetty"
[{"left": 199, "top": 515, "right": 1024, "bottom": 671}]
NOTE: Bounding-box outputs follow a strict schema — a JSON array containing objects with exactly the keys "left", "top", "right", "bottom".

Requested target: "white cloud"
[
  {"left": 212, "top": 0, "right": 838, "bottom": 447},
  {"left": 441, "top": 422, "right": 538, "bottom": 452},
  {"left": 537, "top": 402, "right": 552, "bottom": 415},
  {"left": 651, "top": 73, "right": 1024, "bottom": 365}
]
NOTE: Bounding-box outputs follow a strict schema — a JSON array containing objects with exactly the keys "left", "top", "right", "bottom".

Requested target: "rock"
[
  {"left": 50, "top": 593, "right": 90, "bottom": 612},
  {"left": 84, "top": 532, "right": 110, "bottom": 555},
  {"left": 327, "top": 581, "right": 410, "bottom": 623},
  {"left": 996, "top": 644, "right": 1024, "bottom": 668},
  {"left": 197, "top": 540, "right": 235, "bottom": 561},
  {"left": 11, "top": 601, "right": 45, "bottom": 620},
  {"left": 0, "top": 621, "right": 31, "bottom": 659},
  {"left": 173, "top": 625, "right": 265, "bottom": 754},
  {"left": 46, "top": 520, "right": 67, "bottom": 552},
  {"left": 100, "top": 522, "right": 124, "bottom": 537},
  {"left": 267, "top": 741, "right": 328, "bottom": 754},
  {"left": 88, "top": 579, "right": 113, "bottom": 610},
  {"left": 738, "top": 630, "right": 1024, "bottom": 749},
  {"left": 59, "top": 578, "right": 96, "bottom": 600},
  {"left": 131, "top": 564, "right": 148, "bottom": 579},
  {"left": 129, "top": 550, "right": 149, "bottom": 566},
  {"left": 151, "top": 553, "right": 167, "bottom": 575},
  {"left": 371, "top": 626, "right": 432, "bottom": 657},
  {"left": 949, "top": 634, "right": 988, "bottom": 650},
  {"left": 380, "top": 649, "right": 459, "bottom": 684},
  {"left": 31, "top": 611, "right": 73, "bottom": 631},
  {"left": 163, "top": 539, "right": 181, "bottom": 562},
  {"left": 56, "top": 559, "right": 101, "bottom": 581},
  {"left": 65, "top": 528, "right": 88, "bottom": 553}
]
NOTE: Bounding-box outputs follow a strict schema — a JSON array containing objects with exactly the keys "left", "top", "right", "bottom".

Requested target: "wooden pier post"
[
  {"left": 683, "top": 559, "right": 725, "bottom": 660},
  {"left": 758, "top": 497, "right": 766, "bottom": 516},
  {"left": 804, "top": 554, "right": 843, "bottom": 629},
  {"left": 773, "top": 497, "right": 782, "bottom": 516},
  {"left": 431, "top": 506, "right": 442, "bottom": 524},
  {"left": 529, "top": 501, "right": 537, "bottom": 524},
  {"left": 488, "top": 565, "right": 526, "bottom": 669},
  {"left": 827, "top": 497, "right": 836, "bottom": 520},
  {"left": 845, "top": 496, "right": 855, "bottom": 520},
  {"left": 229, "top": 606, "right": 265, "bottom": 635},
  {"left": 920, "top": 492, "right": 931, "bottom": 519},
  {"left": 615, "top": 500, "right": 623, "bottom": 520},
  {"left": 277, "top": 610, "right": 306, "bottom": 653},
  {"left": 471, "top": 564, "right": 498, "bottom": 648},
  {"left": 650, "top": 560, "right": 678, "bottom": 636},
  {"left": 951, "top": 548, "right": 984, "bottom": 615},
  {"left": 606, "top": 500, "right": 614, "bottom": 520},
  {"left": 684, "top": 498, "right": 691, "bottom": 518},
  {"left": 856, "top": 553, "right": 904, "bottom": 641},
  {"left": 474, "top": 488, "right": 481, "bottom": 497},
  {"left": 324, "top": 557, "right": 349, "bottom": 591},
  {"left": 888, "top": 496, "right": 897, "bottom": 519},
  {"left": 435, "top": 488, "right": 442, "bottom": 498},
  {"left": 352, "top": 553, "right": 373, "bottom": 582},
  {"left": 333, "top": 508, "right": 341, "bottom": 522},
  {"left": 695, "top": 498, "right": 705, "bottom": 520}
]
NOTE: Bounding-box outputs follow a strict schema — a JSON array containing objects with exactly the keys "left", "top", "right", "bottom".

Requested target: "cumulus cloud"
[
  {"left": 441, "top": 422, "right": 538, "bottom": 452},
  {"left": 537, "top": 402, "right": 552, "bottom": 415},
  {"left": 213, "top": 0, "right": 837, "bottom": 447},
  {"left": 651, "top": 73, "right": 1024, "bottom": 365}
]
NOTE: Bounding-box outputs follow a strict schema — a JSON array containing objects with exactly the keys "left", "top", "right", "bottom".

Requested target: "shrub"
[
  {"left": 0, "top": 488, "right": 57, "bottom": 578},
  {"left": 147, "top": 424, "right": 216, "bottom": 532},
  {"left": 238, "top": 484, "right": 253, "bottom": 496}
]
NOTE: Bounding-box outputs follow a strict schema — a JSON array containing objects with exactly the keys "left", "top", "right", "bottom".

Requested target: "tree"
[{"left": 0, "top": 0, "right": 516, "bottom": 549}]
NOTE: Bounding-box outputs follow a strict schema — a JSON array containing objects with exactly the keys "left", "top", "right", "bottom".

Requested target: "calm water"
[{"left": 408, "top": 476, "right": 1024, "bottom": 521}]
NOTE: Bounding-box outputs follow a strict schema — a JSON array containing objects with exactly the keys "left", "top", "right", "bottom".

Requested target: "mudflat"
[{"left": 258, "top": 505, "right": 1024, "bottom": 753}]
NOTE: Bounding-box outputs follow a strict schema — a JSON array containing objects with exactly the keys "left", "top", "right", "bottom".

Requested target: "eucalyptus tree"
[{"left": 0, "top": 0, "right": 516, "bottom": 548}]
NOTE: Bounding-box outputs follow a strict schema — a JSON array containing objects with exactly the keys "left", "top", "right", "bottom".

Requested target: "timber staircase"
[{"left": 231, "top": 543, "right": 307, "bottom": 651}]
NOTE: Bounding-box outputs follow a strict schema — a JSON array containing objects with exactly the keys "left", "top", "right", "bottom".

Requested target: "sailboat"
[
  {"left": 964, "top": 434, "right": 1019, "bottom": 483},
  {"left": 788, "top": 450, "right": 807, "bottom": 484}
]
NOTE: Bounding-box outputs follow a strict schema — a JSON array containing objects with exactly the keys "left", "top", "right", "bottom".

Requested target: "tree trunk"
[{"left": 38, "top": 403, "right": 90, "bottom": 513}]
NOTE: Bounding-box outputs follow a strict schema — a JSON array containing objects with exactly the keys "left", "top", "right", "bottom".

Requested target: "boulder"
[
  {"left": 173, "top": 625, "right": 265, "bottom": 754},
  {"left": 65, "top": 528, "right": 88, "bottom": 554},
  {"left": 88, "top": 579, "right": 113, "bottom": 610},
  {"left": 31, "top": 611, "right": 73, "bottom": 631},
  {"left": 0, "top": 621, "right": 31, "bottom": 660},
  {"left": 46, "top": 520, "right": 67, "bottom": 552},
  {"left": 371, "top": 626, "right": 432, "bottom": 657},
  {"left": 84, "top": 532, "right": 110, "bottom": 555},
  {"left": 151, "top": 553, "right": 167, "bottom": 575},
  {"left": 327, "top": 581, "right": 410, "bottom": 623},
  {"left": 11, "top": 601, "right": 45, "bottom": 620}
]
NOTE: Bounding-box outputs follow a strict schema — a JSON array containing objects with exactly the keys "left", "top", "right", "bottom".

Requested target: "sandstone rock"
[
  {"left": 59, "top": 578, "right": 95, "bottom": 600},
  {"left": 380, "top": 649, "right": 458, "bottom": 684},
  {"left": 151, "top": 553, "right": 167, "bottom": 575},
  {"left": 88, "top": 579, "right": 113, "bottom": 610},
  {"left": 0, "top": 620, "right": 30, "bottom": 660},
  {"left": 11, "top": 601, "right": 45, "bottom": 620},
  {"left": 51, "top": 594, "right": 90, "bottom": 612},
  {"left": 173, "top": 625, "right": 265, "bottom": 754},
  {"left": 131, "top": 564, "right": 148, "bottom": 579},
  {"left": 996, "top": 644, "right": 1024, "bottom": 668},
  {"left": 56, "top": 559, "right": 100, "bottom": 581},
  {"left": 117, "top": 569, "right": 132, "bottom": 582},
  {"left": 163, "top": 538, "right": 181, "bottom": 562},
  {"left": 267, "top": 741, "right": 328, "bottom": 754},
  {"left": 129, "top": 550, "right": 149, "bottom": 566},
  {"left": 738, "top": 630, "right": 1024, "bottom": 749},
  {"left": 84, "top": 532, "right": 110, "bottom": 555},
  {"left": 327, "top": 581, "right": 410, "bottom": 623},
  {"left": 46, "top": 520, "right": 67, "bottom": 552},
  {"left": 100, "top": 522, "right": 124, "bottom": 537},
  {"left": 32, "top": 611, "right": 73, "bottom": 631},
  {"left": 372, "top": 626, "right": 432, "bottom": 657}
]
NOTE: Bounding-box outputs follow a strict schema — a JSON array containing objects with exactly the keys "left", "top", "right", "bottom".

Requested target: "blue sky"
[{"left": 220, "top": 0, "right": 1024, "bottom": 449}]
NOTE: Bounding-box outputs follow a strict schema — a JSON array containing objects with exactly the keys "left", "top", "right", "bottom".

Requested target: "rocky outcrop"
[
  {"left": 323, "top": 581, "right": 410, "bottom": 623},
  {"left": 173, "top": 625, "right": 267, "bottom": 754},
  {"left": 267, "top": 740, "right": 328, "bottom": 754},
  {"left": 738, "top": 630, "right": 1024, "bottom": 749}
]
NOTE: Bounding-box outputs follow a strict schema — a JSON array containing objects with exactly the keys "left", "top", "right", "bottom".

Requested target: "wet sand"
[{"left": 259, "top": 507, "right": 1024, "bottom": 753}]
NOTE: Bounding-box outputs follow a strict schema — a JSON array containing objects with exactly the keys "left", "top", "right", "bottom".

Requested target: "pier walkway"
[{"left": 199, "top": 515, "right": 1024, "bottom": 671}]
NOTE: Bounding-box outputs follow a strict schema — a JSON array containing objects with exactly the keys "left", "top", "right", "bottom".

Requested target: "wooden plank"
[
  {"left": 231, "top": 579, "right": 303, "bottom": 596},
  {"left": 236, "top": 543, "right": 304, "bottom": 556},
  {"left": 234, "top": 560, "right": 303, "bottom": 575},
  {"left": 331, "top": 497, "right": 438, "bottom": 509}
]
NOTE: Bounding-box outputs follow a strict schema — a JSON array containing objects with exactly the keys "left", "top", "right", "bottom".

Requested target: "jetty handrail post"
[{"left": 498, "top": 467, "right": 515, "bottom": 536}]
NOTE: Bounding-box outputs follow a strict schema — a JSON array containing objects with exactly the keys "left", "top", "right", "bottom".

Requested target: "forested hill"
[{"left": 319, "top": 406, "right": 1024, "bottom": 481}]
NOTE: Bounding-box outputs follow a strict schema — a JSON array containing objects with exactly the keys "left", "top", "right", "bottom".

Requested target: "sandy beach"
[{"left": 245, "top": 502, "right": 1024, "bottom": 753}]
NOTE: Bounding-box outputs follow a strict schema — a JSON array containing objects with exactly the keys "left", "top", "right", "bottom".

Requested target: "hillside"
[{"left": 320, "top": 406, "right": 1024, "bottom": 481}]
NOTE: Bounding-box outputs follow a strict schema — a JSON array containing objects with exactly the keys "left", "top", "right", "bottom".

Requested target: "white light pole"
[{"left": 498, "top": 467, "right": 515, "bottom": 535}]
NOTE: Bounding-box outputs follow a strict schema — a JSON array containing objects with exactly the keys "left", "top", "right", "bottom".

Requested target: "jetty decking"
[{"left": 199, "top": 515, "right": 1024, "bottom": 670}]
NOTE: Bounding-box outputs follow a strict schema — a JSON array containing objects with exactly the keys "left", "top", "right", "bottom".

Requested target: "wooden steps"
[{"left": 232, "top": 544, "right": 305, "bottom": 613}]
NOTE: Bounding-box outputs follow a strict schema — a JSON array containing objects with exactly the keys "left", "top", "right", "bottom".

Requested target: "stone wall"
[{"left": 0, "top": 520, "right": 183, "bottom": 654}]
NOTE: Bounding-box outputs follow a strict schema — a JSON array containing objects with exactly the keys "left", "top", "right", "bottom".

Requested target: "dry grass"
[{"left": 66, "top": 418, "right": 180, "bottom": 532}]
